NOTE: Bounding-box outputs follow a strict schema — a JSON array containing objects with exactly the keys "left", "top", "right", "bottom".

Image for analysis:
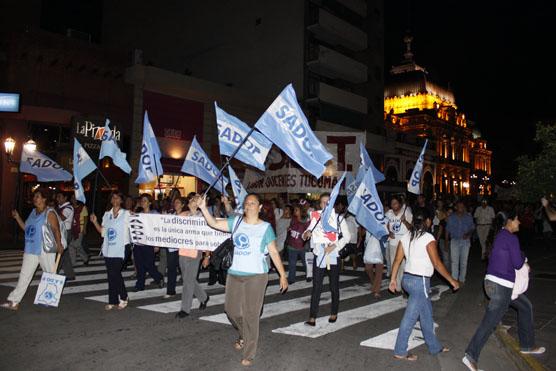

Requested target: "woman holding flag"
[
  {"left": 198, "top": 193, "right": 288, "bottom": 367},
  {"left": 302, "top": 193, "right": 351, "bottom": 326},
  {"left": 1, "top": 188, "right": 63, "bottom": 311},
  {"left": 90, "top": 192, "right": 130, "bottom": 310}
]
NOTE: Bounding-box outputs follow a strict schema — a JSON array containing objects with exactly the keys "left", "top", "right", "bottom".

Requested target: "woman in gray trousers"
[{"left": 175, "top": 195, "right": 210, "bottom": 318}]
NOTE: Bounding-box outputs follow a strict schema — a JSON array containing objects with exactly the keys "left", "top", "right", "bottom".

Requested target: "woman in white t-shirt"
[
  {"left": 386, "top": 196, "right": 413, "bottom": 292},
  {"left": 389, "top": 211, "right": 459, "bottom": 361}
]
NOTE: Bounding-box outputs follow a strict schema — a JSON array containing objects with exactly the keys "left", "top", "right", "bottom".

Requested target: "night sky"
[{"left": 384, "top": 1, "right": 556, "bottom": 180}]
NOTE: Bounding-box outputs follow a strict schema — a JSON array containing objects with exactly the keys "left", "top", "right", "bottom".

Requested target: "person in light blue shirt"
[
  {"left": 2, "top": 188, "right": 62, "bottom": 311},
  {"left": 446, "top": 201, "right": 475, "bottom": 284},
  {"left": 198, "top": 193, "right": 287, "bottom": 367}
]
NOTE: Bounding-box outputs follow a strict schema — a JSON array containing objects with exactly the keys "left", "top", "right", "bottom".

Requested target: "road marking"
[
  {"left": 271, "top": 285, "right": 450, "bottom": 338},
  {"left": 135, "top": 272, "right": 323, "bottom": 312},
  {"left": 200, "top": 280, "right": 388, "bottom": 325},
  {"left": 0, "top": 261, "right": 106, "bottom": 277},
  {"left": 360, "top": 323, "right": 439, "bottom": 350}
]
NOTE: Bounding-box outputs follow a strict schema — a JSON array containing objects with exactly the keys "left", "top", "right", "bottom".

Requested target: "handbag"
[
  {"left": 42, "top": 208, "right": 67, "bottom": 254},
  {"left": 210, "top": 216, "right": 243, "bottom": 271}
]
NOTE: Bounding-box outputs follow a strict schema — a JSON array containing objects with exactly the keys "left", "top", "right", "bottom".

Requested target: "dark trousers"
[
  {"left": 287, "top": 248, "right": 306, "bottom": 283},
  {"left": 123, "top": 244, "right": 133, "bottom": 271},
  {"left": 133, "top": 245, "right": 163, "bottom": 290},
  {"left": 209, "top": 264, "right": 227, "bottom": 285},
  {"left": 58, "top": 247, "right": 75, "bottom": 278},
  {"left": 166, "top": 251, "right": 179, "bottom": 295},
  {"left": 309, "top": 256, "right": 340, "bottom": 318},
  {"left": 465, "top": 280, "right": 536, "bottom": 362},
  {"left": 105, "top": 257, "right": 128, "bottom": 305}
]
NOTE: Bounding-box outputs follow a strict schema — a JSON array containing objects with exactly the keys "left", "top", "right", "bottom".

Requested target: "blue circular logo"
[
  {"left": 25, "top": 225, "right": 36, "bottom": 238},
  {"left": 233, "top": 233, "right": 250, "bottom": 250},
  {"left": 107, "top": 228, "right": 117, "bottom": 242},
  {"left": 392, "top": 221, "right": 401, "bottom": 233}
]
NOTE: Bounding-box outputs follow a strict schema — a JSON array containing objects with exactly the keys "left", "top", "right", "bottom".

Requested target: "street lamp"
[
  {"left": 4, "top": 137, "right": 15, "bottom": 161},
  {"left": 23, "top": 139, "right": 36, "bottom": 152}
]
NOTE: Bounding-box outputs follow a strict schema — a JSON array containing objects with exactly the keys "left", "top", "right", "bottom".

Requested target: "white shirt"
[
  {"left": 275, "top": 217, "right": 290, "bottom": 251},
  {"left": 274, "top": 208, "right": 284, "bottom": 222},
  {"left": 343, "top": 214, "right": 359, "bottom": 244},
  {"left": 474, "top": 206, "right": 495, "bottom": 225},
  {"left": 58, "top": 201, "right": 74, "bottom": 231},
  {"left": 101, "top": 208, "right": 131, "bottom": 258},
  {"left": 305, "top": 210, "right": 351, "bottom": 266},
  {"left": 386, "top": 207, "right": 413, "bottom": 241},
  {"left": 401, "top": 232, "right": 436, "bottom": 277}
]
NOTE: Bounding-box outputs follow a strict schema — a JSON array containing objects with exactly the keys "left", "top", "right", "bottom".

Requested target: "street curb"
[{"left": 495, "top": 326, "right": 546, "bottom": 371}]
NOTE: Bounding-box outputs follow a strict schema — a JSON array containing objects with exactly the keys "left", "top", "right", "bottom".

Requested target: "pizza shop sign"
[{"left": 73, "top": 116, "right": 122, "bottom": 156}]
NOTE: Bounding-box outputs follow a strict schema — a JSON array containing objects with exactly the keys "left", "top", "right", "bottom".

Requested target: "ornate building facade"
[{"left": 384, "top": 36, "right": 492, "bottom": 198}]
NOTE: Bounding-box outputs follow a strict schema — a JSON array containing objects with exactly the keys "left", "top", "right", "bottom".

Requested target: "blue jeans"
[
  {"left": 450, "top": 239, "right": 470, "bottom": 282},
  {"left": 465, "top": 280, "right": 535, "bottom": 363},
  {"left": 394, "top": 273, "right": 443, "bottom": 356},
  {"left": 287, "top": 248, "right": 306, "bottom": 283}
]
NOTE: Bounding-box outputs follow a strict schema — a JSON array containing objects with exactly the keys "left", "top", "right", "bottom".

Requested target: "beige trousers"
[{"left": 7, "top": 252, "right": 56, "bottom": 304}]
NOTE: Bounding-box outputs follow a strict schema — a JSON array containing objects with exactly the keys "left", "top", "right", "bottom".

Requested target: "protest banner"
[
  {"left": 243, "top": 131, "right": 365, "bottom": 194},
  {"left": 128, "top": 213, "right": 230, "bottom": 250}
]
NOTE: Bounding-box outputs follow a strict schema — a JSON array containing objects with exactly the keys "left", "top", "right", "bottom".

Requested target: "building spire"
[{"left": 403, "top": 34, "right": 414, "bottom": 61}]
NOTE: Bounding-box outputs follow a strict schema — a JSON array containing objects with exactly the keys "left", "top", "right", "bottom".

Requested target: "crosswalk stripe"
[
  {"left": 360, "top": 323, "right": 439, "bottom": 350},
  {"left": 271, "top": 285, "right": 450, "bottom": 338},
  {"left": 0, "top": 261, "right": 107, "bottom": 278},
  {"left": 85, "top": 271, "right": 309, "bottom": 304},
  {"left": 200, "top": 280, "right": 388, "bottom": 325},
  {"left": 137, "top": 274, "right": 353, "bottom": 314},
  {"left": 0, "top": 255, "right": 104, "bottom": 268}
]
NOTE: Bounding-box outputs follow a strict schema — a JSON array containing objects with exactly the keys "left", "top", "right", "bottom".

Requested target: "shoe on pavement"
[
  {"left": 199, "top": 296, "right": 210, "bottom": 310},
  {"left": 175, "top": 310, "right": 189, "bottom": 318},
  {"left": 163, "top": 294, "right": 176, "bottom": 299},
  {"left": 462, "top": 355, "right": 478, "bottom": 371},
  {"left": 0, "top": 302, "right": 19, "bottom": 311},
  {"left": 520, "top": 347, "right": 546, "bottom": 355}
]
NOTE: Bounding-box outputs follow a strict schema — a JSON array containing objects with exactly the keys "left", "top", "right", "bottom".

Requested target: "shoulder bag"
[{"left": 210, "top": 216, "right": 243, "bottom": 271}]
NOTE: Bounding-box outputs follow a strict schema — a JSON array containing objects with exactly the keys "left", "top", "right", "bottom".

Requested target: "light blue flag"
[
  {"left": 73, "top": 139, "right": 97, "bottom": 203},
  {"left": 255, "top": 84, "right": 333, "bottom": 178},
  {"left": 344, "top": 171, "right": 357, "bottom": 205},
  {"left": 321, "top": 172, "right": 347, "bottom": 233},
  {"left": 228, "top": 165, "right": 248, "bottom": 213},
  {"left": 216, "top": 103, "right": 272, "bottom": 171},
  {"left": 135, "top": 111, "right": 164, "bottom": 184},
  {"left": 407, "top": 139, "right": 428, "bottom": 195},
  {"left": 348, "top": 166, "right": 388, "bottom": 239},
  {"left": 181, "top": 136, "right": 228, "bottom": 195},
  {"left": 99, "top": 119, "right": 132, "bottom": 174},
  {"left": 357, "top": 142, "right": 385, "bottom": 184},
  {"left": 20, "top": 146, "right": 72, "bottom": 182}
]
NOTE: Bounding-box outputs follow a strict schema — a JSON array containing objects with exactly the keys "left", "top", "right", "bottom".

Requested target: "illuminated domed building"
[{"left": 384, "top": 36, "right": 492, "bottom": 197}]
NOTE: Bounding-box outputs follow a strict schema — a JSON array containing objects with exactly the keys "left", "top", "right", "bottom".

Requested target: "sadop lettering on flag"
[
  {"left": 99, "top": 119, "right": 132, "bottom": 174},
  {"left": 321, "top": 172, "right": 346, "bottom": 233},
  {"left": 407, "top": 139, "right": 428, "bottom": 195},
  {"left": 228, "top": 165, "right": 247, "bottom": 212},
  {"left": 255, "top": 84, "right": 332, "bottom": 178},
  {"left": 73, "top": 139, "right": 97, "bottom": 203},
  {"left": 348, "top": 166, "right": 388, "bottom": 239},
  {"left": 216, "top": 102, "right": 272, "bottom": 171},
  {"left": 19, "top": 147, "right": 72, "bottom": 182},
  {"left": 135, "top": 111, "right": 164, "bottom": 184},
  {"left": 181, "top": 136, "right": 228, "bottom": 195}
]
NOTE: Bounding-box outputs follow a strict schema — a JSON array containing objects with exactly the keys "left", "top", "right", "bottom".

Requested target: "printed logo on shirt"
[
  {"left": 234, "top": 233, "right": 250, "bottom": 250},
  {"left": 392, "top": 220, "right": 402, "bottom": 233},
  {"left": 25, "top": 225, "right": 36, "bottom": 238},
  {"left": 107, "top": 228, "right": 117, "bottom": 242}
]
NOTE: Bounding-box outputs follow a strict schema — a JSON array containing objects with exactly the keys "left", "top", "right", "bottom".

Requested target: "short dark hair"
[{"left": 34, "top": 187, "right": 52, "bottom": 201}]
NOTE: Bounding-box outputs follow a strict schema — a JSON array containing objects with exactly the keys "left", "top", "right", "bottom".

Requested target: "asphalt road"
[{"left": 0, "top": 242, "right": 539, "bottom": 371}]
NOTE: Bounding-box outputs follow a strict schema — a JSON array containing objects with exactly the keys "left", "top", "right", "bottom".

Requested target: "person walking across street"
[
  {"left": 390, "top": 211, "right": 459, "bottom": 361},
  {"left": 386, "top": 195, "right": 413, "bottom": 291},
  {"left": 175, "top": 195, "right": 210, "bottom": 318},
  {"left": 286, "top": 204, "right": 310, "bottom": 284},
  {"left": 1, "top": 188, "right": 63, "bottom": 311},
  {"left": 198, "top": 193, "right": 288, "bottom": 367},
  {"left": 55, "top": 192, "right": 76, "bottom": 280},
  {"left": 462, "top": 210, "right": 546, "bottom": 371},
  {"left": 363, "top": 231, "right": 385, "bottom": 298},
  {"left": 303, "top": 193, "right": 351, "bottom": 326},
  {"left": 69, "top": 194, "right": 89, "bottom": 265},
  {"left": 133, "top": 194, "right": 164, "bottom": 291},
  {"left": 474, "top": 199, "right": 495, "bottom": 260},
  {"left": 163, "top": 197, "right": 184, "bottom": 299},
  {"left": 446, "top": 201, "right": 475, "bottom": 285},
  {"left": 90, "top": 192, "right": 130, "bottom": 310}
]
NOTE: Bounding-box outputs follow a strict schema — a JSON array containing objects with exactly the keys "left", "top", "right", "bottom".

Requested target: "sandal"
[
  {"left": 0, "top": 301, "right": 19, "bottom": 311},
  {"left": 373, "top": 292, "right": 381, "bottom": 299},
  {"left": 234, "top": 339, "right": 245, "bottom": 351},
  {"left": 241, "top": 359, "right": 253, "bottom": 367},
  {"left": 441, "top": 347, "right": 450, "bottom": 353},
  {"left": 104, "top": 304, "right": 117, "bottom": 311},
  {"left": 394, "top": 353, "right": 418, "bottom": 361}
]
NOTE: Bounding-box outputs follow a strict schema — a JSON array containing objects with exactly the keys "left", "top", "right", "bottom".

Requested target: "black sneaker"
[
  {"left": 306, "top": 278, "right": 312, "bottom": 283},
  {"left": 208, "top": 280, "right": 217, "bottom": 286},
  {"left": 83, "top": 259, "right": 89, "bottom": 266},
  {"left": 175, "top": 310, "right": 189, "bottom": 318},
  {"left": 199, "top": 296, "right": 210, "bottom": 310}
]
